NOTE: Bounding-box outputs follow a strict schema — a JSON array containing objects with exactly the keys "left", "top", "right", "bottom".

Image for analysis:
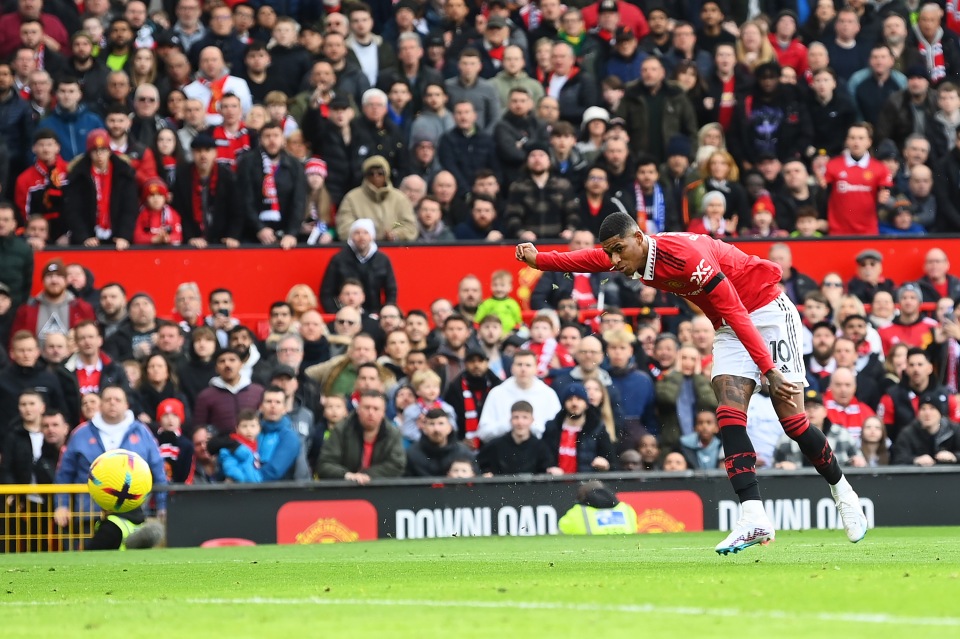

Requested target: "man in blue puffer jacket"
[
  {"left": 252, "top": 387, "right": 302, "bottom": 481},
  {"left": 54, "top": 385, "right": 167, "bottom": 527},
  {"left": 37, "top": 78, "right": 104, "bottom": 161}
]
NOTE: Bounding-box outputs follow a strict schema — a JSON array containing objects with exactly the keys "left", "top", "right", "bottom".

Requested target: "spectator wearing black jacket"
[
  {"left": 702, "top": 43, "right": 752, "bottom": 130},
  {"left": 891, "top": 391, "right": 960, "bottom": 465},
  {"left": 541, "top": 385, "right": 615, "bottom": 474},
  {"left": 730, "top": 61, "right": 812, "bottom": 168},
  {"left": 353, "top": 88, "right": 408, "bottom": 186},
  {"left": 186, "top": 3, "right": 245, "bottom": 74},
  {"left": 847, "top": 249, "right": 896, "bottom": 305},
  {"left": 544, "top": 41, "right": 597, "bottom": 127},
  {"left": 0, "top": 332, "right": 66, "bottom": 441},
  {"left": 0, "top": 60, "right": 34, "bottom": 186},
  {"left": 320, "top": 219, "right": 398, "bottom": 313},
  {"left": 237, "top": 121, "right": 305, "bottom": 248},
  {"left": 171, "top": 134, "right": 241, "bottom": 248},
  {"left": 1, "top": 397, "right": 66, "bottom": 486},
  {"left": 494, "top": 87, "right": 549, "bottom": 184},
  {"left": 577, "top": 165, "right": 631, "bottom": 238},
  {"left": 62, "top": 130, "right": 138, "bottom": 249},
  {"left": 531, "top": 230, "right": 620, "bottom": 310},
  {"left": 439, "top": 100, "right": 501, "bottom": 198},
  {"left": 807, "top": 68, "right": 857, "bottom": 157},
  {"left": 443, "top": 349, "right": 502, "bottom": 444},
  {"left": 876, "top": 65, "right": 940, "bottom": 157},
  {"left": 476, "top": 400, "right": 554, "bottom": 474},
  {"left": 406, "top": 409, "right": 475, "bottom": 476}
]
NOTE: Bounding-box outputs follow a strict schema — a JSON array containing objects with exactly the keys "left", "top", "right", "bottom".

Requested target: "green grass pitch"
[{"left": 3, "top": 527, "right": 959, "bottom": 639}]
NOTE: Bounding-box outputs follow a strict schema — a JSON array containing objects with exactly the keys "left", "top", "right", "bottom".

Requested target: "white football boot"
[
  {"left": 715, "top": 500, "right": 775, "bottom": 556},
  {"left": 831, "top": 479, "right": 868, "bottom": 543}
]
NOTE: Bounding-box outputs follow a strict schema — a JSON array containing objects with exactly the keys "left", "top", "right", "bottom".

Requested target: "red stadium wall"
[{"left": 34, "top": 237, "right": 960, "bottom": 318}]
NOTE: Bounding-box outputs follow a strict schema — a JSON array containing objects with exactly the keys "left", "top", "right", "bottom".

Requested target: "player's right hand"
[
  {"left": 766, "top": 369, "right": 801, "bottom": 408},
  {"left": 516, "top": 243, "right": 539, "bottom": 268}
]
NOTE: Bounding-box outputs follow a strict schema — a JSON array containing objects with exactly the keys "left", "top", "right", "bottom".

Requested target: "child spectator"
[
  {"left": 790, "top": 206, "right": 823, "bottom": 238},
  {"left": 662, "top": 451, "right": 690, "bottom": 471},
  {"left": 155, "top": 398, "right": 195, "bottom": 483},
  {"left": 391, "top": 384, "right": 416, "bottom": 429},
  {"left": 218, "top": 408, "right": 261, "bottom": 483},
  {"left": 264, "top": 91, "right": 299, "bottom": 137},
  {"left": 476, "top": 400, "right": 554, "bottom": 475},
  {"left": 133, "top": 178, "right": 183, "bottom": 246},
  {"left": 742, "top": 192, "right": 787, "bottom": 238},
  {"left": 302, "top": 158, "right": 334, "bottom": 245},
  {"left": 405, "top": 408, "right": 474, "bottom": 477},
  {"left": 879, "top": 199, "right": 926, "bottom": 235},
  {"left": 400, "top": 369, "right": 457, "bottom": 443},
  {"left": 446, "top": 453, "right": 479, "bottom": 478},
  {"left": 475, "top": 270, "right": 523, "bottom": 337},
  {"left": 678, "top": 409, "right": 723, "bottom": 470},
  {"left": 524, "top": 314, "right": 575, "bottom": 378}
]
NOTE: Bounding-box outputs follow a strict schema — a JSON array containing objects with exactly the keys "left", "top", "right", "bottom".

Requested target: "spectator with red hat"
[
  {"left": 302, "top": 157, "right": 335, "bottom": 244},
  {"left": 156, "top": 397, "right": 195, "bottom": 483},
  {"left": 10, "top": 258, "right": 95, "bottom": 343},
  {"left": 62, "top": 128, "right": 138, "bottom": 250},
  {"left": 133, "top": 177, "right": 183, "bottom": 245}
]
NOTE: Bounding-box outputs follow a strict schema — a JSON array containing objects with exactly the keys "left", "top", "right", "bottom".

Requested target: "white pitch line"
[
  {"left": 3, "top": 596, "right": 958, "bottom": 627},
  {"left": 162, "top": 597, "right": 959, "bottom": 627}
]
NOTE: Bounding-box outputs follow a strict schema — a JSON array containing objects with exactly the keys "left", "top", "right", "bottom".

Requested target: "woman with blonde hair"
[
  {"left": 584, "top": 378, "right": 619, "bottom": 444},
  {"left": 684, "top": 149, "right": 748, "bottom": 225},
  {"left": 697, "top": 123, "right": 726, "bottom": 151},
  {"left": 286, "top": 284, "right": 319, "bottom": 322},
  {"left": 883, "top": 343, "right": 909, "bottom": 388},
  {"left": 302, "top": 158, "right": 335, "bottom": 244},
  {"left": 736, "top": 20, "right": 777, "bottom": 72}
]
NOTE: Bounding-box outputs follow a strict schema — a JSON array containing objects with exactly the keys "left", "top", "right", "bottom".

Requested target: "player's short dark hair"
[{"left": 598, "top": 211, "right": 639, "bottom": 243}]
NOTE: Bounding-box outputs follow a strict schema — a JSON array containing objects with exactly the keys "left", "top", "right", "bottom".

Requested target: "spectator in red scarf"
[
  {"left": 62, "top": 128, "right": 138, "bottom": 249},
  {"left": 14, "top": 128, "right": 67, "bottom": 239},
  {"left": 542, "top": 383, "right": 615, "bottom": 474},
  {"left": 172, "top": 133, "right": 241, "bottom": 248},
  {"left": 443, "top": 347, "right": 502, "bottom": 448},
  {"left": 133, "top": 177, "right": 183, "bottom": 246}
]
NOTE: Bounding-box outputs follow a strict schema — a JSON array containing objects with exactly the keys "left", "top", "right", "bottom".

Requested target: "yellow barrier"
[{"left": 1, "top": 485, "right": 98, "bottom": 553}]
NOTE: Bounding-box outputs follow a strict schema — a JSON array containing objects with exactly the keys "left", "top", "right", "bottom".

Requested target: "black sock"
[
  {"left": 781, "top": 414, "right": 842, "bottom": 485},
  {"left": 717, "top": 406, "right": 761, "bottom": 503}
]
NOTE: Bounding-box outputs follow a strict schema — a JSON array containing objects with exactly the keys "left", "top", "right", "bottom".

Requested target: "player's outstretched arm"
[{"left": 517, "top": 243, "right": 613, "bottom": 273}]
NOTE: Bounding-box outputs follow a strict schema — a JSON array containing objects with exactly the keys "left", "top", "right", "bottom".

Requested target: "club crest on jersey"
[
  {"left": 666, "top": 280, "right": 684, "bottom": 289},
  {"left": 690, "top": 259, "right": 714, "bottom": 288},
  {"left": 863, "top": 171, "right": 873, "bottom": 180}
]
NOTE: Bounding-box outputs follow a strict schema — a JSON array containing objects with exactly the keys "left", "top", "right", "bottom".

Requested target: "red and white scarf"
[
  {"left": 198, "top": 73, "right": 230, "bottom": 114},
  {"left": 557, "top": 424, "right": 580, "bottom": 474},
  {"left": 92, "top": 163, "right": 113, "bottom": 238},
  {"left": 259, "top": 152, "right": 281, "bottom": 223},
  {"left": 191, "top": 165, "right": 218, "bottom": 231},
  {"left": 461, "top": 375, "right": 491, "bottom": 444},
  {"left": 915, "top": 25, "right": 947, "bottom": 83}
]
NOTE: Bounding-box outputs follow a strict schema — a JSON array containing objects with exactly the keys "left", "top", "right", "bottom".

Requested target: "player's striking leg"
[
  {"left": 712, "top": 375, "right": 775, "bottom": 555},
  {"left": 775, "top": 400, "right": 868, "bottom": 542}
]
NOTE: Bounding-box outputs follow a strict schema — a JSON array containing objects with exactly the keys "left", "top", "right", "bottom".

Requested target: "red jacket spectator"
[
  {"left": 14, "top": 153, "right": 68, "bottom": 236},
  {"left": 0, "top": 12, "right": 69, "bottom": 59},
  {"left": 133, "top": 178, "right": 184, "bottom": 245},
  {"left": 11, "top": 259, "right": 95, "bottom": 342},
  {"left": 824, "top": 388, "right": 876, "bottom": 443},
  {"left": 581, "top": 0, "right": 648, "bottom": 40},
  {"left": 768, "top": 34, "right": 808, "bottom": 76}
]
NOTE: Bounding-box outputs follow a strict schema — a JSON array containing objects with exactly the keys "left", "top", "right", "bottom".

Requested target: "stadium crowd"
[{"left": 2, "top": 0, "right": 960, "bottom": 489}]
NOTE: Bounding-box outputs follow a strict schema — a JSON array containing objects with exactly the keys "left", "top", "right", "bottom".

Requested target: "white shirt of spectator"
[
  {"left": 547, "top": 73, "right": 570, "bottom": 98},
  {"left": 475, "top": 376, "right": 561, "bottom": 441},
  {"left": 183, "top": 74, "right": 253, "bottom": 127}
]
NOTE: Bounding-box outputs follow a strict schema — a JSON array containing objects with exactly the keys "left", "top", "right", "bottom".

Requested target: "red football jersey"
[
  {"left": 824, "top": 390, "right": 875, "bottom": 442},
  {"left": 535, "top": 232, "right": 782, "bottom": 374},
  {"left": 824, "top": 152, "right": 891, "bottom": 236}
]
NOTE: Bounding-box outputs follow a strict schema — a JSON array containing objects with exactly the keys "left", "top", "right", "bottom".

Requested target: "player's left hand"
[{"left": 766, "top": 369, "right": 801, "bottom": 408}]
